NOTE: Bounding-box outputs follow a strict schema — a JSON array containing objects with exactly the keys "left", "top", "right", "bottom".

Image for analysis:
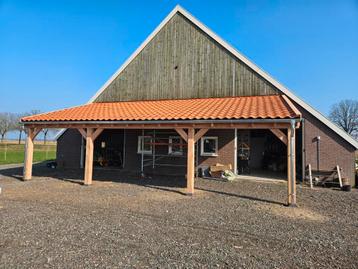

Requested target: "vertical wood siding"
[{"left": 95, "top": 13, "right": 279, "bottom": 102}]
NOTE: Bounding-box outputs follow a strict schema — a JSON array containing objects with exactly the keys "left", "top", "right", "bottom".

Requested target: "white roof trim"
[{"left": 56, "top": 5, "right": 358, "bottom": 148}]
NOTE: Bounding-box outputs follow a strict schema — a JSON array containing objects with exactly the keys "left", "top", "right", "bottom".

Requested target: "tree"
[
  {"left": 0, "top": 112, "right": 16, "bottom": 142},
  {"left": 329, "top": 100, "right": 358, "bottom": 139},
  {"left": 13, "top": 113, "right": 26, "bottom": 144},
  {"left": 42, "top": 129, "right": 50, "bottom": 145}
]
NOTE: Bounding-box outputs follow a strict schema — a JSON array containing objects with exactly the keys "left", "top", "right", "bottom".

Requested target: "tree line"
[{"left": 0, "top": 111, "right": 56, "bottom": 144}]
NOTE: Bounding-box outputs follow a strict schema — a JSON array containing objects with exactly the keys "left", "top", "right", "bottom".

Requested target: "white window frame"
[
  {"left": 137, "top": 136, "right": 152, "bottom": 154},
  {"left": 168, "top": 136, "right": 183, "bottom": 155},
  {"left": 200, "top": 136, "right": 218, "bottom": 156}
]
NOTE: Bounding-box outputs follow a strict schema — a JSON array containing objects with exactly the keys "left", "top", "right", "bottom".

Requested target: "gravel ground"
[{"left": 0, "top": 166, "right": 357, "bottom": 268}]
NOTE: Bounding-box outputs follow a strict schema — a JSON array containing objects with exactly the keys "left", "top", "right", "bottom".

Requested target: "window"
[
  {"left": 200, "top": 136, "right": 218, "bottom": 156},
  {"left": 137, "top": 136, "right": 152, "bottom": 154},
  {"left": 168, "top": 136, "right": 183, "bottom": 155}
]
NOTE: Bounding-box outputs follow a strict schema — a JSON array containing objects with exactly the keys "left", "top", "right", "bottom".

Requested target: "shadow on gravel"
[
  {"left": 0, "top": 164, "right": 187, "bottom": 195},
  {"left": 0, "top": 165, "right": 284, "bottom": 204},
  {"left": 196, "top": 187, "right": 285, "bottom": 206}
]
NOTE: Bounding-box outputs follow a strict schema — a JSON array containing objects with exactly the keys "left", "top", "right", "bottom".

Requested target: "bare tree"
[
  {"left": 0, "top": 112, "right": 15, "bottom": 142},
  {"left": 329, "top": 100, "right": 358, "bottom": 138},
  {"left": 13, "top": 113, "right": 27, "bottom": 144},
  {"left": 42, "top": 129, "right": 50, "bottom": 145}
]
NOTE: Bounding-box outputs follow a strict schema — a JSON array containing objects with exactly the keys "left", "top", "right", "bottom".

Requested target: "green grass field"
[{"left": 0, "top": 142, "right": 56, "bottom": 165}]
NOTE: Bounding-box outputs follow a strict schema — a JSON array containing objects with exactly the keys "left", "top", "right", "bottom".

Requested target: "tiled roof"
[{"left": 21, "top": 95, "right": 300, "bottom": 122}]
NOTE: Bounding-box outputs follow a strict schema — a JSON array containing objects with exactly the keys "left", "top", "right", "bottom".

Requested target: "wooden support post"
[
  {"left": 287, "top": 127, "right": 292, "bottom": 205},
  {"left": 186, "top": 128, "right": 195, "bottom": 195},
  {"left": 23, "top": 128, "right": 41, "bottom": 180},
  {"left": 287, "top": 122, "right": 297, "bottom": 206},
  {"left": 84, "top": 128, "right": 94, "bottom": 185},
  {"left": 23, "top": 128, "right": 36, "bottom": 180}
]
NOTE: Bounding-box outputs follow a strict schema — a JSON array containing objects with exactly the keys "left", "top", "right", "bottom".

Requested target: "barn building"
[{"left": 21, "top": 6, "right": 358, "bottom": 206}]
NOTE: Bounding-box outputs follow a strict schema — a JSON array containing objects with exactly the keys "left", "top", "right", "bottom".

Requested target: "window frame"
[
  {"left": 200, "top": 136, "right": 218, "bottom": 156},
  {"left": 168, "top": 136, "right": 183, "bottom": 156},
  {"left": 137, "top": 135, "right": 152, "bottom": 154}
]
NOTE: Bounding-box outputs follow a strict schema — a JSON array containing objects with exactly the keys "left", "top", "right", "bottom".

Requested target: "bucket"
[{"left": 341, "top": 185, "right": 351, "bottom": 192}]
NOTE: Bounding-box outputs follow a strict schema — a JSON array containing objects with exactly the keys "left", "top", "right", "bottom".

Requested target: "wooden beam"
[
  {"left": 84, "top": 128, "right": 94, "bottom": 186},
  {"left": 186, "top": 128, "right": 195, "bottom": 195},
  {"left": 270, "top": 128, "right": 287, "bottom": 145},
  {"left": 23, "top": 128, "right": 35, "bottom": 180},
  {"left": 77, "top": 128, "right": 86, "bottom": 138},
  {"left": 194, "top": 128, "right": 209, "bottom": 143},
  {"left": 92, "top": 128, "right": 104, "bottom": 141},
  {"left": 175, "top": 128, "right": 188, "bottom": 142},
  {"left": 31, "top": 128, "right": 42, "bottom": 140}
]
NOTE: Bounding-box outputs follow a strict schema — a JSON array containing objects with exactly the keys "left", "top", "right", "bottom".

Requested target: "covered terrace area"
[{"left": 21, "top": 95, "right": 301, "bottom": 206}]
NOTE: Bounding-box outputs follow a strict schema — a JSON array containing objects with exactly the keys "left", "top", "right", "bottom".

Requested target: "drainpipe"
[
  {"left": 290, "top": 119, "right": 297, "bottom": 206},
  {"left": 122, "top": 129, "right": 126, "bottom": 169},
  {"left": 316, "top": 136, "right": 320, "bottom": 172}
]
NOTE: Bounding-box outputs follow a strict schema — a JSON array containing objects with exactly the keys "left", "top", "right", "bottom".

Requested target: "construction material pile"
[{"left": 209, "top": 163, "right": 238, "bottom": 181}]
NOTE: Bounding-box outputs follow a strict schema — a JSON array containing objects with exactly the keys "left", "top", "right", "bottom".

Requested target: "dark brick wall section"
[
  {"left": 295, "top": 103, "right": 356, "bottom": 185},
  {"left": 56, "top": 129, "right": 82, "bottom": 169},
  {"left": 122, "top": 129, "right": 142, "bottom": 171}
]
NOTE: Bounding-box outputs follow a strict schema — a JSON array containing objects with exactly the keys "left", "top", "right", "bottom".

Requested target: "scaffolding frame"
[{"left": 140, "top": 129, "right": 200, "bottom": 176}]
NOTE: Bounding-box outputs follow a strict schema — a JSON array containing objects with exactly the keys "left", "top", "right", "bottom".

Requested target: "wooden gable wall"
[{"left": 95, "top": 12, "right": 279, "bottom": 102}]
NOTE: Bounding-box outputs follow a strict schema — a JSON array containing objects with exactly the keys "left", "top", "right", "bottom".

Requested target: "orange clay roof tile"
[{"left": 21, "top": 95, "right": 299, "bottom": 122}]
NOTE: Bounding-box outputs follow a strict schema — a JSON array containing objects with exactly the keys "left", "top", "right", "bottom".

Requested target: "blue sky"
[{"left": 1, "top": 0, "right": 357, "bottom": 118}]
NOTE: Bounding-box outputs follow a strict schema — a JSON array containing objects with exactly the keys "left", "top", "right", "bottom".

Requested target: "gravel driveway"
[{"left": 0, "top": 166, "right": 357, "bottom": 268}]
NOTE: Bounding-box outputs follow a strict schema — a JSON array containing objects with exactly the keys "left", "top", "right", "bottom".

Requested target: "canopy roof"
[{"left": 22, "top": 95, "right": 300, "bottom": 123}]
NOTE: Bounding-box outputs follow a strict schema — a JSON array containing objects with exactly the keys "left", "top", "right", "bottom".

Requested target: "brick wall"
[
  {"left": 297, "top": 105, "right": 356, "bottom": 185},
  {"left": 198, "top": 129, "right": 235, "bottom": 168},
  {"left": 56, "top": 129, "right": 82, "bottom": 169}
]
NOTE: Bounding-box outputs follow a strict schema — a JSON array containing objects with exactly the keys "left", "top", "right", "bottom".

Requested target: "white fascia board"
[{"left": 57, "top": 5, "right": 358, "bottom": 149}]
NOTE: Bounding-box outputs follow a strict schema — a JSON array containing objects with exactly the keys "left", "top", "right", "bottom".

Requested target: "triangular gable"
[
  {"left": 57, "top": 5, "right": 358, "bottom": 149},
  {"left": 92, "top": 12, "right": 279, "bottom": 102}
]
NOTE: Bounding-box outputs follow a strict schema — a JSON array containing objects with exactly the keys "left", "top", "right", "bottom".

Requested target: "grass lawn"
[{"left": 0, "top": 141, "right": 56, "bottom": 165}]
